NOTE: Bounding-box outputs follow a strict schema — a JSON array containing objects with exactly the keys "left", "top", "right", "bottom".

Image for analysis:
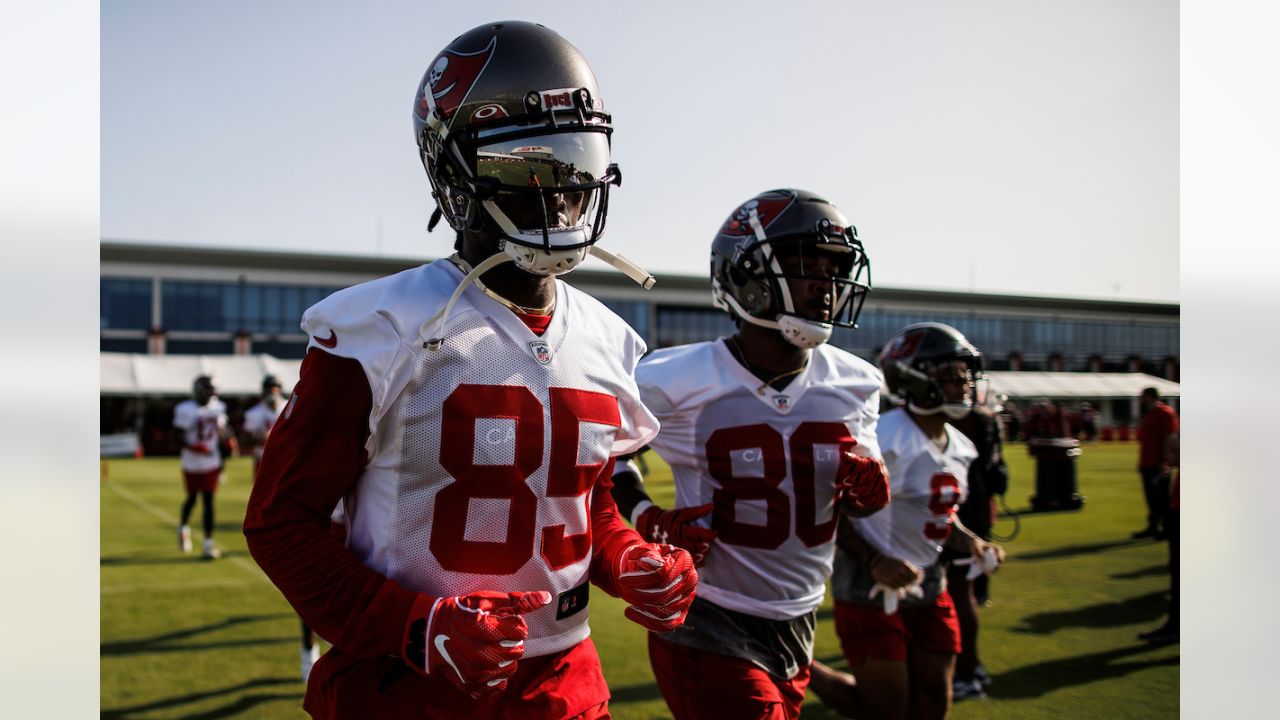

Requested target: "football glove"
[
  {"left": 616, "top": 543, "right": 697, "bottom": 633},
  {"left": 635, "top": 503, "right": 718, "bottom": 566},
  {"left": 402, "top": 590, "right": 551, "bottom": 698},
  {"left": 836, "top": 451, "right": 890, "bottom": 517}
]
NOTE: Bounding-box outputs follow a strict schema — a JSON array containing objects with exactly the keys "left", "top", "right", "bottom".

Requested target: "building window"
[{"left": 101, "top": 278, "right": 152, "bottom": 330}]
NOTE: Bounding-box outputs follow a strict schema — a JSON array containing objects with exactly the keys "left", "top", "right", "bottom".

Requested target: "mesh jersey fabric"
[
  {"left": 832, "top": 407, "right": 977, "bottom": 605},
  {"left": 298, "top": 259, "right": 658, "bottom": 658},
  {"left": 636, "top": 339, "right": 881, "bottom": 621},
  {"left": 173, "top": 398, "right": 227, "bottom": 473}
]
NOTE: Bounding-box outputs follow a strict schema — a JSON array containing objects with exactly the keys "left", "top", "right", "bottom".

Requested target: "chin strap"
[
  {"left": 421, "top": 242, "right": 657, "bottom": 350},
  {"left": 420, "top": 252, "right": 513, "bottom": 350},
  {"left": 907, "top": 400, "right": 973, "bottom": 419},
  {"left": 589, "top": 245, "right": 656, "bottom": 289}
]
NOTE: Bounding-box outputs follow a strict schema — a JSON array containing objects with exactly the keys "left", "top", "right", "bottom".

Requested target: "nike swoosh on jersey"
[{"left": 313, "top": 330, "right": 337, "bottom": 348}]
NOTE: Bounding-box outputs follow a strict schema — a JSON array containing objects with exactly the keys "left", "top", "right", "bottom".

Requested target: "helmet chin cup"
[
  {"left": 778, "top": 315, "right": 834, "bottom": 349},
  {"left": 502, "top": 241, "right": 589, "bottom": 277},
  {"left": 941, "top": 403, "right": 974, "bottom": 420}
]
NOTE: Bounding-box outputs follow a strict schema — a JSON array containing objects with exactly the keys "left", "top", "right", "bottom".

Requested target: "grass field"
[{"left": 101, "top": 442, "right": 1178, "bottom": 719}]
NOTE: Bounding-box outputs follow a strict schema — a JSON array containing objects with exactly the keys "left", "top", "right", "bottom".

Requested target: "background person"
[
  {"left": 173, "top": 375, "right": 230, "bottom": 559},
  {"left": 1132, "top": 387, "right": 1178, "bottom": 540}
]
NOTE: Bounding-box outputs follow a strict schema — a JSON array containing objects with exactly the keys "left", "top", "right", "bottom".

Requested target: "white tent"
[
  {"left": 100, "top": 353, "right": 303, "bottom": 396},
  {"left": 985, "top": 371, "right": 1179, "bottom": 400}
]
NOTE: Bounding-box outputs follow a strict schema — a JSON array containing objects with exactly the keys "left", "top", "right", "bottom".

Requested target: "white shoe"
[
  {"left": 178, "top": 525, "right": 192, "bottom": 553},
  {"left": 952, "top": 678, "right": 988, "bottom": 701},
  {"left": 202, "top": 539, "right": 221, "bottom": 559},
  {"left": 301, "top": 644, "right": 320, "bottom": 683}
]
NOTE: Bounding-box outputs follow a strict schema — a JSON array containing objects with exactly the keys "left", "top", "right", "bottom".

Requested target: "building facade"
[{"left": 102, "top": 241, "right": 1180, "bottom": 379}]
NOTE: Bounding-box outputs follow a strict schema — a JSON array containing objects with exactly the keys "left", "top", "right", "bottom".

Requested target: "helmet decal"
[
  {"left": 469, "top": 103, "right": 509, "bottom": 123},
  {"left": 414, "top": 36, "right": 497, "bottom": 123},
  {"left": 721, "top": 196, "right": 794, "bottom": 236},
  {"left": 882, "top": 328, "right": 924, "bottom": 361}
]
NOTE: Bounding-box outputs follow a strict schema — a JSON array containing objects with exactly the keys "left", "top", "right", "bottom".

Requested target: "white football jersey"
[
  {"left": 243, "top": 400, "right": 285, "bottom": 460},
  {"left": 853, "top": 407, "right": 977, "bottom": 568},
  {"left": 299, "top": 259, "right": 658, "bottom": 658},
  {"left": 637, "top": 339, "right": 882, "bottom": 621},
  {"left": 173, "top": 398, "right": 227, "bottom": 473}
]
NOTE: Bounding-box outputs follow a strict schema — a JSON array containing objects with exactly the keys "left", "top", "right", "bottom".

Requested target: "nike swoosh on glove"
[
  {"left": 402, "top": 590, "right": 551, "bottom": 698},
  {"left": 836, "top": 451, "right": 890, "bottom": 517},
  {"left": 635, "top": 504, "right": 718, "bottom": 566},
  {"left": 616, "top": 544, "right": 697, "bottom": 632}
]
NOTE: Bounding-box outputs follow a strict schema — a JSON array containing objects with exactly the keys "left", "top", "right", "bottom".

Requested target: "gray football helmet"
[
  {"left": 879, "top": 322, "right": 985, "bottom": 419},
  {"left": 710, "top": 189, "right": 871, "bottom": 348}
]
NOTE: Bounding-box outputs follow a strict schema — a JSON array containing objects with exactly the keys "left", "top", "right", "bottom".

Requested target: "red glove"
[
  {"left": 187, "top": 442, "right": 212, "bottom": 455},
  {"left": 836, "top": 451, "right": 890, "bottom": 518},
  {"left": 635, "top": 503, "right": 718, "bottom": 566},
  {"left": 402, "top": 590, "right": 551, "bottom": 698},
  {"left": 615, "top": 543, "right": 697, "bottom": 632}
]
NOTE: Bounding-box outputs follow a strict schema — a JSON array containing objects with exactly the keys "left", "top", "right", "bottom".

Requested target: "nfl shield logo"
[
  {"left": 773, "top": 395, "right": 791, "bottom": 411},
  {"left": 529, "top": 340, "right": 552, "bottom": 365}
]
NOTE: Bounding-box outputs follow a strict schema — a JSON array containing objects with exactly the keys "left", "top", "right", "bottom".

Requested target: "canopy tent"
[
  {"left": 100, "top": 353, "right": 302, "bottom": 396},
  {"left": 985, "top": 371, "right": 1179, "bottom": 400}
]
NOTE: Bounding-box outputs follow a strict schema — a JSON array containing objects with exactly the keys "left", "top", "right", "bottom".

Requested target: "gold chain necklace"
[
  {"left": 449, "top": 254, "right": 556, "bottom": 315},
  {"left": 726, "top": 336, "right": 808, "bottom": 395}
]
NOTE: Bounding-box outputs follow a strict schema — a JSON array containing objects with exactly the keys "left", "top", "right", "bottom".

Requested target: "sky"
[{"left": 101, "top": 0, "right": 1178, "bottom": 303}]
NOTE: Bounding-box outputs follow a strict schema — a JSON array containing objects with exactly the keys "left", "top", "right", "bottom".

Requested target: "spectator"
[
  {"left": 1139, "top": 432, "right": 1179, "bottom": 644},
  {"left": 1079, "top": 401, "right": 1099, "bottom": 442},
  {"left": 1132, "top": 388, "right": 1178, "bottom": 539}
]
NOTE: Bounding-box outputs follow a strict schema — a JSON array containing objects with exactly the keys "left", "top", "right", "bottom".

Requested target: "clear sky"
[{"left": 102, "top": 0, "right": 1178, "bottom": 303}]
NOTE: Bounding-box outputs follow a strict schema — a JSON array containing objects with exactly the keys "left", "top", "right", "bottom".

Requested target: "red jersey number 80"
[
  {"left": 430, "top": 384, "right": 620, "bottom": 575},
  {"left": 704, "top": 422, "right": 857, "bottom": 550}
]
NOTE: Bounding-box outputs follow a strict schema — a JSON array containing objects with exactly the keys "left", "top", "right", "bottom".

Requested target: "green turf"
[{"left": 101, "top": 442, "right": 1177, "bottom": 719}]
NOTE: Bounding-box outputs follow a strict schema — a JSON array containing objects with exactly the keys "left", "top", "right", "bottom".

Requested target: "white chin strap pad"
[
  {"left": 717, "top": 290, "right": 833, "bottom": 349},
  {"left": 777, "top": 315, "right": 834, "bottom": 349},
  {"left": 908, "top": 400, "right": 974, "bottom": 419},
  {"left": 503, "top": 241, "right": 589, "bottom": 276}
]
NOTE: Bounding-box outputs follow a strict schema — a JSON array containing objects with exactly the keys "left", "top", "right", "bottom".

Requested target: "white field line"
[{"left": 103, "top": 480, "right": 275, "bottom": 588}]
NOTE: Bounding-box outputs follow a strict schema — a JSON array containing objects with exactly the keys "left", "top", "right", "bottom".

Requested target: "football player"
[
  {"left": 173, "top": 375, "right": 230, "bottom": 559},
  {"left": 242, "top": 374, "right": 285, "bottom": 481},
  {"left": 810, "top": 323, "right": 1006, "bottom": 720},
  {"left": 609, "top": 189, "right": 887, "bottom": 720},
  {"left": 243, "top": 21, "right": 696, "bottom": 719}
]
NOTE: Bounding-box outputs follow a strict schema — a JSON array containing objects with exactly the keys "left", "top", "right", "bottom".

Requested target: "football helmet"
[
  {"left": 878, "top": 322, "right": 985, "bottom": 419},
  {"left": 414, "top": 21, "right": 647, "bottom": 282},
  {"left": 711, "top": 189, "right": 871, "bottom": 348}
]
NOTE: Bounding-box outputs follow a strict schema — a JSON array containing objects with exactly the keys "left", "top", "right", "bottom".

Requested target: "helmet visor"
[{"left": 473, "top": 131, "right": 613, "bottom": 245}]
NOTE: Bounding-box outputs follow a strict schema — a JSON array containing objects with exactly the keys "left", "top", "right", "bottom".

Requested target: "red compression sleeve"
[
  {"left": 589, "top": 459, "right": 647, "bottom": 598},
  {"left": 243, "top": 348, "right": 420, "bottom": 659}
]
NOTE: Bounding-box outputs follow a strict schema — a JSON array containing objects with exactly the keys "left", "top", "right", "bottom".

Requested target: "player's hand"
[
  {"left": 835, "top": 450, "right": 890, "bottom": 518},
  {"left": 616, "top": 543, "right": 697, "bottom": 633},
  {"left": 972, "top": 538, "right": 1005, "bottom": 572},
  {"left": 403, "top": 590, "right": 551, "bottom": 698},
  {"left": 187, "top": 442, "right": 212, "bottom": 455},
  {"left": 869, "top": 555, "right": 923, "bottom": 590},
  {"left": 635, "top": 504, "right": 718, "bottom": 566}
]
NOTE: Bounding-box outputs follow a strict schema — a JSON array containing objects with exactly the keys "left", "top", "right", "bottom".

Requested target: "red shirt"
[{"left": 1136, "top": 401, "right": 1178, "bottom": 469}]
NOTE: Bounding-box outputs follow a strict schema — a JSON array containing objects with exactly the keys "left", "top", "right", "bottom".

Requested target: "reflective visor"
[
  {"left": 475, "top": 131, "right": 611, "bottom": 188},
  {"left": 473, "top": 131, "right": 612, "bottom": 242}
]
